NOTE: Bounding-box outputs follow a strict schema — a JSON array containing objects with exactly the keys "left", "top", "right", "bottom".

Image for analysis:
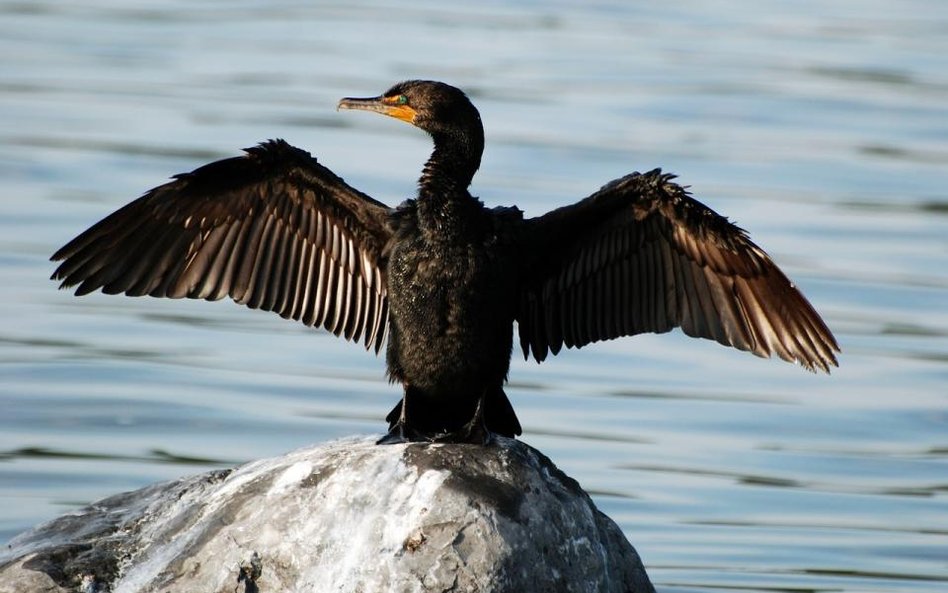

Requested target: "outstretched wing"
[
  {"left": 517, "top": 169, "right": 839, "bottom": 372},
  {"left": 51, "top": 139, "right": 392, "bottom": 352}
]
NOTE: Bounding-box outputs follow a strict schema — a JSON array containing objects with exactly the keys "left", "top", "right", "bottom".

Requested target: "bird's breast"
[{"left": 384, "top": 223, "right": 518, "bottom": 394}]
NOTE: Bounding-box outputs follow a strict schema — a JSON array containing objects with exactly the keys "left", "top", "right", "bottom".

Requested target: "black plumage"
[{"left": 51, "top": 80, "right": 839, "bottom": 443}]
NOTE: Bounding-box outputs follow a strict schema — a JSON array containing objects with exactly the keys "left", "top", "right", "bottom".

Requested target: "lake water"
[{"left": 2, "top": 1, "right": 946, "bottom": 591}]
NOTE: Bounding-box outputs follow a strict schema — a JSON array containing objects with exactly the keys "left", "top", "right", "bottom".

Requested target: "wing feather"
[
  {"left": 51, "top": 139, "right": 392, "bottom": 352},
  {"left": 518, "top": 169, "right": 839, "bottom": 372}
]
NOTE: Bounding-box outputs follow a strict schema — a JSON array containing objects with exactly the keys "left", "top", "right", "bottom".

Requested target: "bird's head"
[{"left": 338, "top": 80, "right": 482, "bottom": 143}]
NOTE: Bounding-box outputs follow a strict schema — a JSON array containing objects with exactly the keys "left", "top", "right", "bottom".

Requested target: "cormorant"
[{"left": 51, "top": 80, "right": 839, "bottom": 443}]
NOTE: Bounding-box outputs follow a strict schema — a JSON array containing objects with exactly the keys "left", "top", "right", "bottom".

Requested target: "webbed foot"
[
  {"left": 430, "top": 393, "right": 494, "bottom": 445},
  {"left": 376, "top": 421, "right": 429, "bottom": 445},
  {"left": 376, "top": 388, "right": 496, "bottom": 445}
]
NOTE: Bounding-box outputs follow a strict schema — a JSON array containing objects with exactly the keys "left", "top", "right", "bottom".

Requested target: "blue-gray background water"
[{"left": 2, "top": 1, "right": 946, "bottom": 591}]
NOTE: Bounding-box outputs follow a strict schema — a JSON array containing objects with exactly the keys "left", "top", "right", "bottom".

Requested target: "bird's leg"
[
  {"left": 435, "top": 390, "right": 493, "bottom": 445},
  {"left": 377, "top": 386, "right": 424, "bottom": 445},
  {"left": 377, "top": 393, "right": 409, "bottom": 444}
]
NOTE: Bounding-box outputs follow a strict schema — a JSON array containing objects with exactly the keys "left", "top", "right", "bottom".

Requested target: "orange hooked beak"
[{"left": 337, "top": 95, "right": 417, "bottom": 124}]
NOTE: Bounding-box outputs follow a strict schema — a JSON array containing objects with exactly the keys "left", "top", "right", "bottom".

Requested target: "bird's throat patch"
[{"left": 383, "top": 104, "right": 417, "bottom": 124}]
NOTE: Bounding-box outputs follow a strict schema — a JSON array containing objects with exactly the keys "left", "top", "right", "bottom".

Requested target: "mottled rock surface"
[{"left": 1, "top": 437, "right": 654, "bottom": 593}]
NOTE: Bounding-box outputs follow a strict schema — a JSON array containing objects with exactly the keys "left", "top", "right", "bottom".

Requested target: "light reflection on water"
[{"left": 2, "top": 1, "right": 947, "bottom": 591}]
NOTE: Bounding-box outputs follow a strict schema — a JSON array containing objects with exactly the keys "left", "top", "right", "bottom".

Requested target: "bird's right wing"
[
  {"left": 517, "top": 170, "right": 839, "bottom": 372},
  {"left": 51, "top": 139, "right": 392, "bottom": 352}
]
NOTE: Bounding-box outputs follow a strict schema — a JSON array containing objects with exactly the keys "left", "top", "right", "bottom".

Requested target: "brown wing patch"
[
  {"left": 518, "top": 170, "right": 839, "bottom": 372},
  {"left": 52, "top": 140, "right": 392, "bottom": 352}
]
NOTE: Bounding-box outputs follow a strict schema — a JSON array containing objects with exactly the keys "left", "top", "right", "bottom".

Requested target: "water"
[{"left": 2, "top": 1, "right": 946, "bottom": 591}]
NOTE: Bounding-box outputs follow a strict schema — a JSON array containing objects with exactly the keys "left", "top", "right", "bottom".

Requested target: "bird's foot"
[
  {"left": 429, "top": 424, "right": 494, "bottom": 446},
  {"left": 376, "top": 390, "right": 494, "bottom": 445},
  {"left": 376, "top": 430, "right": 408, "bottom": 445},
  {"left": 431, "top": 393, "right": 494, "bottom": 445},
  {"left": 376, "top": 422, "right": 494, "bottom": 445},
  {"left": 376, "top": 421, "right": 428, "bottom": 445}
]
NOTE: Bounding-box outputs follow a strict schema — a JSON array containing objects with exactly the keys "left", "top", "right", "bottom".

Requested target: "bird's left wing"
[
  {"left": 51, "top": 139, "right": 392, "bottom": 352},
  {"left": 516, "top": 169, "right": 839, "bottom": 372}
]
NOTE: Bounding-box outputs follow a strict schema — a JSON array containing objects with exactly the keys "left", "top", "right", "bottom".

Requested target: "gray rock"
[{"left": 1, "top": 437, "right": 654, "bottom": 593}]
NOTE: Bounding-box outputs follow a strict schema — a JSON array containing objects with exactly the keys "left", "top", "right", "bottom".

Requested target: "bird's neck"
[{"left": 417, "top": 130, "right": 482, "bottom": 204}]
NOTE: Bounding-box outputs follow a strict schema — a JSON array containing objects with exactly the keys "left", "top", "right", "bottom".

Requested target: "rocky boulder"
[{"left": 1, "top": 437, "right": 654, "bottom": 593}]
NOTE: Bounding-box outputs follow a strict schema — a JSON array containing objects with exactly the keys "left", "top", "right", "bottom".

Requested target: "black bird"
[{"left": 51, "top": 80, "right": 839, "bottom": 443}]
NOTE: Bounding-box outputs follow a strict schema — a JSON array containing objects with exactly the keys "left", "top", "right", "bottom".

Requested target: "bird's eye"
[{"left": 395, "top": 95, "right": 408, "bottom": 105}]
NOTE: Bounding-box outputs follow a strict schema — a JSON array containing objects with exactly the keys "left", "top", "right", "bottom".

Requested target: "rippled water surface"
[{"left": 2, "top": 1, "right": 947, "bottom": 591}]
